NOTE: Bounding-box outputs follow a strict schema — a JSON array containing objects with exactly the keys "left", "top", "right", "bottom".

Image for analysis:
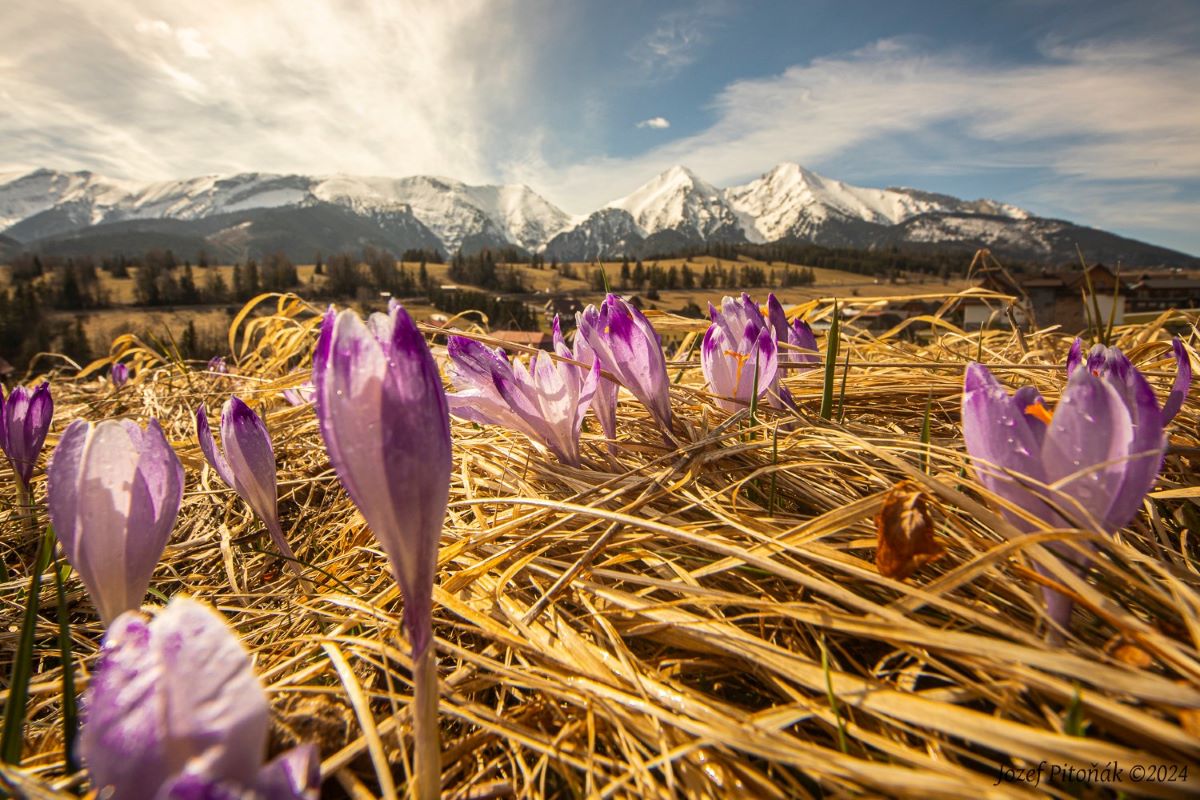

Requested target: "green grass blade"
[
  {"left": 1, "top": 527, "right": 53, "bottom": 764},
  {"left": 819, "top": 301, "right": 840, "bottom": 420},
  {"left": 52, "top": 551, "right": 78, "bottom": 772},
  {"left": 836, "top": 347, "right": 850, "bottom": 423},
  {"left": 819, "top": 634, "right": 848, "bottom": 754}
]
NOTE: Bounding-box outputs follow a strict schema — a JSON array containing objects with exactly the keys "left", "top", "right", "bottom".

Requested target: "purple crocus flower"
[
  {"left": 0, "top": 382, "right": 54, "bottom": 488},
  {"left": 701, "top": 294, "right": 778, "bottom": 413},
  {"left": 110, "top": 362, "right": 129, "bottom": 388},
  {"left": 962, "top": 337, "right": 1191, "bottom": 631},
  {"left": 767, "top": 294, "right": 819, "bottom": 370},
  {"left": 576, "top": 294, "right": 672, "bottom": 433},
  {"left": 312, "top": 301, "right": 450, "bottom": 799},
  {"left": 196, "top": 398, "right": 302, "bottom": 572},
  {"left": 571, "top": 325, "right": 618, "bottom": 446},
  {"left": 47, "top": 418, "right": 184, "bottom": 625},
  {"left": 80, "top": 596, "right": 320, "bottom": 799},
  {"left": 445, "top": 319, "right": 599, "bottom": 466},
  {"left": 208, "top": 356, "right": 229, "bottom": 374}
]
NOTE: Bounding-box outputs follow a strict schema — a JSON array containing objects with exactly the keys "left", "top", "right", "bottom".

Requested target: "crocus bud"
[
  {"left": 446, "top": 321, "right": 599, "bottom": 466},
  {"left": 702, "top": 296, "right": 778, "bottom": 413},
  {"left": 0, "top": 382, "right": 53, "bottom": 488},
  {"left": 196, "top": 398, "right": 301, "bottom": 570},
  {"left": 80, "top": 596, "right": 320, "bottom": 799},
  {"left": 313, "top": 302, "right": 450, "bottom": 799},
  {"left": 962, "top": 340, "right": 1187, "bottom": 632},
  {"left": 47, "top": 418, "right": 184, "bottom": 625},
  {"left": 576, "top": 294, "right": 671, "bottom": 433},
  {"left": 110, "top": 362, "right": 129, "bottom": 388},
  {"left": 208, "top": 356, "right": 229, "bottom": 374},
  {"left": 312, "top": 303, "right": 451, "bottom": 655}
]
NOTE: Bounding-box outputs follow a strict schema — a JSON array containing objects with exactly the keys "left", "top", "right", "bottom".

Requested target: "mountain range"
[{"left": 1, "top": 163, "right": 1194, "bottom": 267}]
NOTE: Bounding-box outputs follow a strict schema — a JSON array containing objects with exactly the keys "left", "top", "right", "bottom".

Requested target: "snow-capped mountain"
[
  {"left": 1, "top": 164, "right": 1194, "bottom": 267},
  {"left": 724, "top": 163, "right": 1032, "bottom": 243},
  {"left": 0, "top": 169, "right": 571, "bottom": 257},
  {"left": 606, "top": 165, "right": 743, "bottom": 242}
]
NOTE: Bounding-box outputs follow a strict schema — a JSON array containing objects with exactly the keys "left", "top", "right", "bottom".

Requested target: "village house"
[
  {"left": 1125, "top": 271, "right": 1200, "bottom": 314},
  {"left": 961, "top": 264, "right": 1127, "bottom": 331}
]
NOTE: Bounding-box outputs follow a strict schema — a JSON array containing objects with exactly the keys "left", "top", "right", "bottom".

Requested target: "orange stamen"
[
  {"left": 1023, "top": 400, "right": 1053, "bottom": 425},
  {"left": 724, "top": 349, "right": 751, "bottom": 386}
]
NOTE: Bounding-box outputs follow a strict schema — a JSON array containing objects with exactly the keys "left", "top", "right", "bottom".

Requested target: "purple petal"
[
  {"left": 581, "top": 295, "right": 671, "bottom": 431},
  {"left": 572, "top": 330, "right": 618, "bottom": 442},
  {"left": 961, "top": 363, "right": 1055, "bottom": 531},
  {"left": 1084, "top": 343, "right": 1108, "bottom": 375},
  {"left": 256, "top": 744, "right": 321, "bottom": 800},
  {"left": 1162, "top": 338, "right": 1192, "bottom": 422},
  {"left": 1042, "top": 368, "right": 1133, "bottom": 531},
  {"left": 196, "top": 404, "right": 236, "bottom": 488},
  {"left": 767, "top": 294, "right": 789, "bottom": 342},
  {"left": 314, "top": 304, "right": 450, "bottom": 654},
  {"left": 1065, "top": 338, "right": 1084, "bottom": 377},
  {"left": 49, "top": 419, "right": 183, "bottom": 625},
  {"left": 111, "top": 363, "right": 130, "bottom": 387},
  {"left": 786, "top": 319, "right": 819, "bottom": 367},
  {"left": 154, "top": 598, "right": 270, "bottom": 787},
  {"left": 153, "top": 773, "right": 248, "bottom": 800},
  {"left": 1, "top": 382, "right": 54, "bottom": 486},
  {"left": 1098, "top": 361, "right": 1167, "bottom": 530},
  {"left": 220, "top": 398, "right": 281, "bottom": 536},
  {"left": 81, "top": 614, "right": 171, "bottom": 797},
  {"left": 700, "top": 325, "right": 738, "bottom": 412}
]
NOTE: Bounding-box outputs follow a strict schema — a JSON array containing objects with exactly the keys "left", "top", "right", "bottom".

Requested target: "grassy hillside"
[{"left": 1, "top": 293, "right": 1197, "bottom": 797}]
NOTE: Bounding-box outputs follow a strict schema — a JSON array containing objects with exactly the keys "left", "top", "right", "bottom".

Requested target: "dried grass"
[{"left": 2, "top": 290, "right": 1198, "bottom": 799}]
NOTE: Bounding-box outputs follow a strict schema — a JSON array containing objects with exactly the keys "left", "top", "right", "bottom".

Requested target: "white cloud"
[
  {"left": 531, "top": 38, "right": 1200, "bottom": 226},
  {"left": 0, "top": 0, "right": 540, "bottom": 182},
  {"left": 629, "top": 1, "right": 728, "bottom": 81},
  {"left": 636, "top": 116, "right": 670, "bottom": 130}
]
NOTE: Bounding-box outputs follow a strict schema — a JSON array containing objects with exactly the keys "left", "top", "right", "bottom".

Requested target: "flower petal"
[
  {"left": 961, "top": 363, "right": 1054, "bottom": 531},
  {"left": 1041, "top": 368, "right": 1134, "bottom": 531},
  {"left": 80, "top": 613, "right": 171, "bottom": 797},
  {"left": 256, "top": 744, "right": 322, "bottom": 800},
  {"left": 220, "top": 398, "right": 280, "bottom": 532},
  {"left": 154, "top": 598, "right": 269, "bottom": 788},
  {"left": 1162, "top": 338, "right": 1192, "bottom": 422},
  {"left": 196, "top": 404, "right": 236, "bottom": 488}
]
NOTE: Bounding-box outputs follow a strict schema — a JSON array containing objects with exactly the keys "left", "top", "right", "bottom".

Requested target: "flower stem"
[
  {"left": 266, "top": 518, "right": 314, "bottom": 594},
  {"left": 411, "top": 633, "right": 440, "bottom": 800}
]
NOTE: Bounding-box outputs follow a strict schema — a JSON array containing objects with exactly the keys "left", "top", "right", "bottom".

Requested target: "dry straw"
[{"left": 1, "top": 291, "right": 1198, "bottom": 799}]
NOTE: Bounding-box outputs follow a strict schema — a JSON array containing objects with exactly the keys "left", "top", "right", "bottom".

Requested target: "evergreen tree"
[{"left": 180, "top": 264, "right": 200, "bottom": 304}]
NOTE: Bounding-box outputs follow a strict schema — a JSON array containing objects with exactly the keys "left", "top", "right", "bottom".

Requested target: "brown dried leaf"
[{"left": 875, "top": 480, "right": 943, "bottom": 580}]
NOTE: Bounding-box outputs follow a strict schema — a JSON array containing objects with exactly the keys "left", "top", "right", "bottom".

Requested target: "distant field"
[{"left": 7, "top": 255, "right": 974, "bottom": 362}]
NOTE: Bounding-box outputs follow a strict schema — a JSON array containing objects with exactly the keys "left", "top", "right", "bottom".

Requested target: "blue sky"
[{"left": 3, "top": 0, "right": 1199, "bottom": 254}]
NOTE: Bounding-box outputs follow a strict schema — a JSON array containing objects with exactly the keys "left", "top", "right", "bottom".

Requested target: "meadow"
[{"left": 0, "top": 288, "right": 1197, "bottom": 799}]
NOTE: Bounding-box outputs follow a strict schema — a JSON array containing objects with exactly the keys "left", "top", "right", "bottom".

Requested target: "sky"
[{"left": 3, "top": 0, "right": 1200, "bottom": 254}]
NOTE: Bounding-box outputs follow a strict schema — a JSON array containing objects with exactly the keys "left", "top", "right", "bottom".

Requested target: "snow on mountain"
[
  {"left": 1, "top": 164, "right": 1191, "bottom": 267},
  {"left": 0, "top": 169, "right": 133, "bottom": 233},
  {"left": 313, "top": 174, "right": 573, "bottom": 253},
  {"left": 606, "top": 165, "right": 742, "bottom": 240},
  {"left": 724, "top": 163, "right": 1031, "bottom": 242},
  {"left": 111, "top": 173, "right": 313, "bottom": 222}
]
